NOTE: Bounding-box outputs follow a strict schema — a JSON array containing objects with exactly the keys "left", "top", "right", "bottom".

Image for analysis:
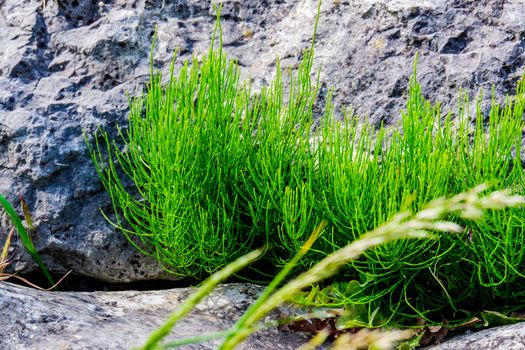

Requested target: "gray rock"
[
  {"left": 3, "top": 279, "right": 525, "bottom": 350},
  {"left": 0, "top": 0, "right": 524, "bottom": 282},
  {"left": 425, "top": 322, "right": 525, "bottom": 350},
  {"left": 0, "top": 281, "right": 316, "bottom": 350}
]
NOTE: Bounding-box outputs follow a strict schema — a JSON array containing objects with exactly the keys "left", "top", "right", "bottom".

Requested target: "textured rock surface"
[
  {"left": 0, "top": 281, "right": 317, "bottom": 350},
  {"left": 3, "top": 280, "right": 525, "bottom": 350},
  {"left": 425, "top": 322, "right": 525, "bottom": 350},
  {"left": 0, "top": 0, "right": 524, "bottom": 282}
]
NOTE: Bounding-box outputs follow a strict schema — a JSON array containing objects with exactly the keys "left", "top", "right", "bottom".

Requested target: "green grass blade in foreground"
[
  {"left": 0, "top": 194, "right": 55, "bottom": 288},
  {"left": 140, "top": 221, "right": 326, "bottom": 350},
  {"left": 137, "top": 248, "right": 264, "bottom": 350},
  {"left": 220, "top": 221, "right": 327, "bottom": 341},
  {"left": 142, "top": 221, "right": 328, "bottom": 350}
]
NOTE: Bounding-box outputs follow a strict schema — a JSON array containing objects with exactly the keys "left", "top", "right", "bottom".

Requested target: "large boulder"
[{"left": 0, "top": 0, "right": 524, "bottom": 282}]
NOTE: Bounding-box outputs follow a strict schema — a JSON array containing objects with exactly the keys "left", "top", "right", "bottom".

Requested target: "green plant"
[
  {"left": 0, "top": 194, "right": 55, "bottom": 288},
  {"left": 0, "top": 224, "right": 68, "bottom": 290},
  {"left": 305, "top": 71, "right": 525, "bottom": 325},
  {"left": 89, "top": 3, "right": 324, "bottom": 279},
  {"left": 89, "top": 0, "right": 525, "bottom": 327},
  {"left": 137, "top": 186, "right": 524, "bottom": 350}
]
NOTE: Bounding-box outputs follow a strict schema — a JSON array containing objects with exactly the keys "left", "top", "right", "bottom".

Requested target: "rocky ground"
[
  {"left": 2, "top": 281, "right": 525, "bottom": 349},
  {"left": 0, "top": 282, "right": 317, "bottom": 350}
]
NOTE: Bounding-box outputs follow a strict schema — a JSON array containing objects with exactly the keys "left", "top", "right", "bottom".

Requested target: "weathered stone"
[
  {"left": 0, "top": 0, "right": 524, "bottom": 282},
  {"left": 3, "top": 280, "right": 525, "bottom": 350},
  {"left": 425, "top": 322, "right": 525, "bottom": 350},
  {"left": 0, "top": 281, "right": 316, "bottom": 350}
]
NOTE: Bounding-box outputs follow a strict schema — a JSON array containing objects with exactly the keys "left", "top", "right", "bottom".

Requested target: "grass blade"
[
  {"left": 0, "top": 194, "right": 55, "bottom": 288},
  {"left": 137, "top": 248, "right": 264, "bottom": 350}
]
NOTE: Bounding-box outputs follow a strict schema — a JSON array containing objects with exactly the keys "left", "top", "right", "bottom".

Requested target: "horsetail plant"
[
  {"left": 90, "top": 0, "right": 525, "bottom": 329},
  {"left": 88, "top": 3, "right": 325, "bottom": 279},
  {"left": 138, "top": 186, "right": 524, "bottom": 350}
]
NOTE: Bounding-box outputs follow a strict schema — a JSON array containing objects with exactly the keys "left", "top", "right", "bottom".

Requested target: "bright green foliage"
[
  {"left": 308, "top": 72, "right": 525, "bottom": 324},
  {"left": 137, "top": 187, "right": 524, "bottom": 350},
  {"left": 89, "top": 9, "right": 324, "bottom": 279},
  {"left": 89, "top": 9, "right": 525, "bottom": 324}
]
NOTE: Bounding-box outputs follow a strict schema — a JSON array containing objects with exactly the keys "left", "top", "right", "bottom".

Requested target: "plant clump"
[{"left": 89, "top": 7, "right": 525, "bottom": 327}]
